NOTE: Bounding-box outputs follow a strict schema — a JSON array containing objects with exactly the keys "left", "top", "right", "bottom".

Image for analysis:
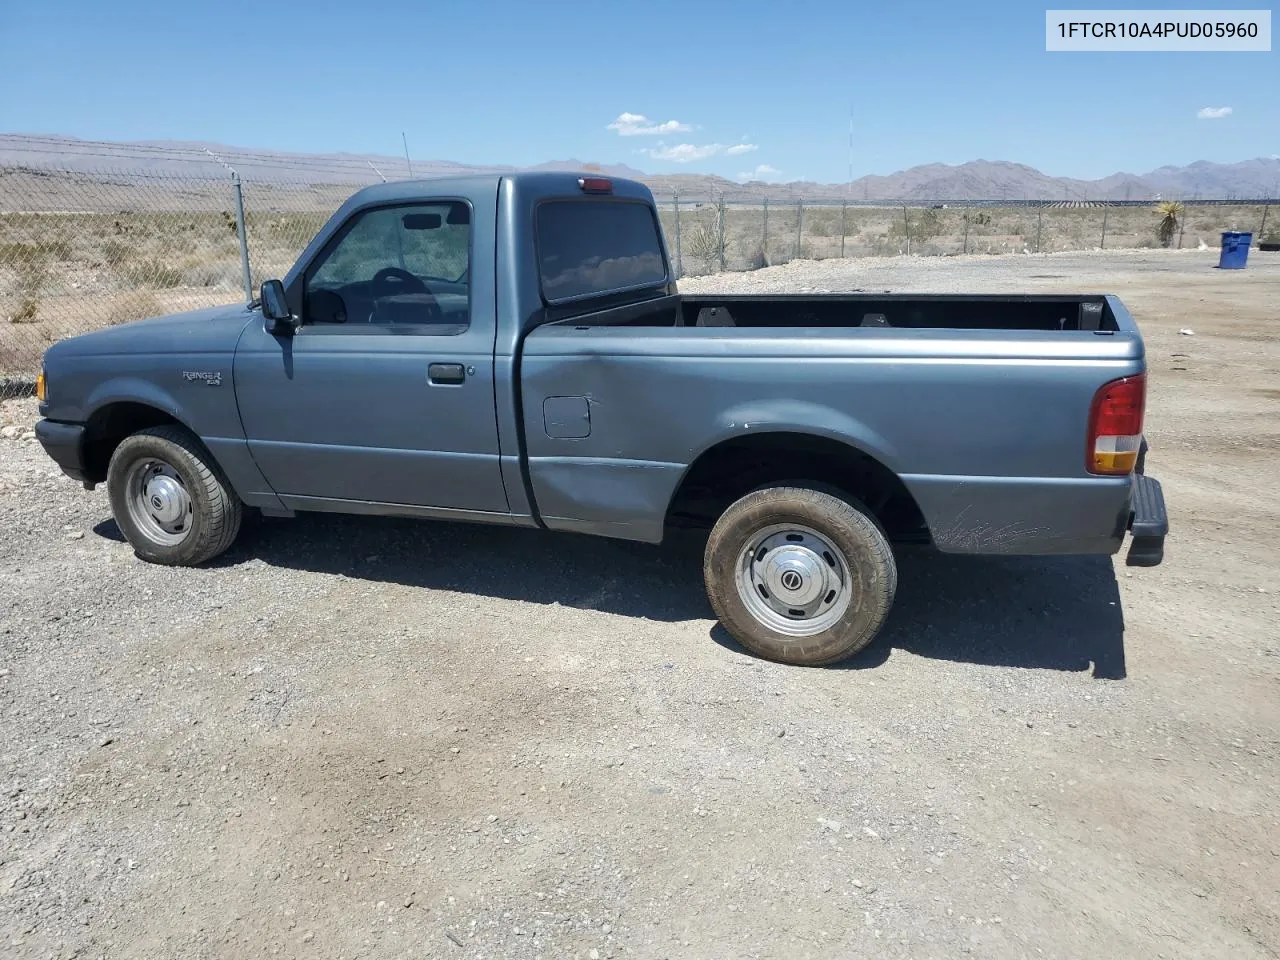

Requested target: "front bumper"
[
  {"left": 34, "top": 419, "right": 88, "bottom": 485},
  {"left": 1125, "top": 473, "right": 1167, "bottom": 567}
]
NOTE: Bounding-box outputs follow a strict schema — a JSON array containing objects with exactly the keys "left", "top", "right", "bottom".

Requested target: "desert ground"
[{"left": 1, "top": 248, "right": 1278, "bottom": 959}]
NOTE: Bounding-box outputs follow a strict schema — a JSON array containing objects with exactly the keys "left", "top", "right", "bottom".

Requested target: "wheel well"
[
  {"left": 82, "top": 402, "right": 183, "bottom": 484},
  {"left": 666, "top": 432, "right": 930, "bottom": 543}
]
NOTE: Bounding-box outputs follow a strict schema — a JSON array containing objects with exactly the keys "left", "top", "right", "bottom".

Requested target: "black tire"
[
  {"left": 106, "top": 425, "right": 242, "bottom": 566},
  {"left": 703, "top": 485, "right": 897, "bottom": 666}
]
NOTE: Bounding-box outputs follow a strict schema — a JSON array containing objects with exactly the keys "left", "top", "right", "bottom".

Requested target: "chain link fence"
[
  {"left": 2, "top": 158, "right": 1277, "bottom": 398},
  {"left": 659, "top": 195, "right": 1276, "bottom": 275}
]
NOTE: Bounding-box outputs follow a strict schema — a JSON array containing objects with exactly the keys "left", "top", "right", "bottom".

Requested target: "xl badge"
[{"left": 182, "top": 371, "right": 223, "bottom": 386}]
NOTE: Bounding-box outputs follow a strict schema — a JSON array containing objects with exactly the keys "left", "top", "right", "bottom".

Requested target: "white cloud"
[
  {"left": 725, "top": 143, "right": 758, "bottom": 156},
  {"left": 737, "top": 164, "right": 781, "bottom": 181},
  {"left": 1197, "top": 106, "right": 1232, "bottom": 119},
  {"left": 607, "top": 112, "right": 692, "bottom": 136},
  {"left": 646, "top": 142, "right": 725, "bottom": 163}
]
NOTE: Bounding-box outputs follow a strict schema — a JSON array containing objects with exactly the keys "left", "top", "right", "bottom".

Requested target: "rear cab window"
[{"left": 536, "top": 200, "right": 668, "bottom": 303}]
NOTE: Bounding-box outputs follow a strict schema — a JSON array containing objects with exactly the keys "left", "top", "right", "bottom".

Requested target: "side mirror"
[{"left": 260, "top": 279, "right": 296, "bottom": 335}]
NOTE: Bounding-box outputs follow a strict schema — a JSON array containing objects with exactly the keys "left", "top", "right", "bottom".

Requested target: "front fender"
[{"left": 83, "top": 376, "right": 192, "bottom": 427}]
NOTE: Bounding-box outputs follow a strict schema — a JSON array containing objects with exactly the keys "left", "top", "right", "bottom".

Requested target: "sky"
[{"left": 0, "top": 0, "right": 1275, "bottom": 183}]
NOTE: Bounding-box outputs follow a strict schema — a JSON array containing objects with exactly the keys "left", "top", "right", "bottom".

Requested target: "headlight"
[{"left": 36, "top": 370, "right": 46, "bottom": 402}]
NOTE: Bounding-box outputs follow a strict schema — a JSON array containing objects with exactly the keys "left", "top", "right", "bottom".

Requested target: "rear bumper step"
[{"left": 1126, "top": 473, "right": 1167, "bottom": 567}]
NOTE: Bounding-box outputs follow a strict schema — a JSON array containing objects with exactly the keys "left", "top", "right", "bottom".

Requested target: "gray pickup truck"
[{"left": 34, "top": 172, "right": 1167, "bottom": 666}]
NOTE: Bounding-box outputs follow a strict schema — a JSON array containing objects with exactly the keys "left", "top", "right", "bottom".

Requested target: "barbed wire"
[{"left": 3, "top": 134, "right": 1275, "bottom": 202}]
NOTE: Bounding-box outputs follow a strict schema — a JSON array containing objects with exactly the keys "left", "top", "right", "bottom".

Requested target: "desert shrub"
[
  {"left": 5, "top": 297, "right": 40, "bottom": 323},
  {"left": 116, "top": 258, "right": 185, "bottom": 289},
  {"left": 685, "top": 204, "right": 729, "bottom": 273},
  {"left": 4, "top": 256, "right": 50, "bottom": 322},
  {"left": 101, "top": 239, "right": 134, "bottom": 266},
  {"left": 0, "top": 239, "right": 72, "bottom": 262},
  {"left": 685, "top": 223, "right": 720, "bottom": 271},
  {"left": 1155, "top": 201, "right": 1185, "bottom": 247},
  {"left": 105, "top": 290, "right": 164, "bottom": 325},
  {"left": 182, "top": 260, "right": 242, "bottom": 288},
  {"left": 738, "top": 241, "right": 767, "bottom": 271},
  {"left": 887, "top": 208, "right": 944, "bottom": 246}
]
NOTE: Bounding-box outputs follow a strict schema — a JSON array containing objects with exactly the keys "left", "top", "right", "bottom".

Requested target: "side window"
[{"left": 304, "top": 201, "right": 471, "bottom": 330}]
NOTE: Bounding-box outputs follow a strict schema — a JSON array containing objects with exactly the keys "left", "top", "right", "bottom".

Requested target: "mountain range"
[{"left": 1, "top": 134, "right": 1277, "bottom": 202}]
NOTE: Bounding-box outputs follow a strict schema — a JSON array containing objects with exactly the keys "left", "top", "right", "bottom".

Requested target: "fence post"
[
  {"left": 673, "top": 193, "right": 682, "bottom": 278},
  {"left": 763, "top": 198, "right": 769, "bottom": 264},
  {"left": 1036, "top": 209, "right": 1043, "bottom": 254},
  {"left": 796, "top": 198, "right": 804, "bottom": 259},
  {"left": 962, "top": 215, "right": 969, "bottom": 255},
  {"left": 232, "top": 173, "right": 253, "bottom": 304},
  {"left": 840, "top": 200, "right": 847, "bottom": 258},
  {"left": 717, "top": 195, "right": 727, "bottom": 271},
  {"left": 1258, "top": 202, "right": 1270, "bottom": 242},
  {"left": 1100, "top": 206, "right": 1108, "bottom": 250},
  {"left": 902, "top": 204, "right": 911, "bottom": 256},
  {"left": 1177, "top": 208, "right": 1185, "bottom": 249}
]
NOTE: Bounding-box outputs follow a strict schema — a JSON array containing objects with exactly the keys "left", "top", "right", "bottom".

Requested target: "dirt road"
[{"left": 2, "top": 248, "right": 1278, "bottom": 959}]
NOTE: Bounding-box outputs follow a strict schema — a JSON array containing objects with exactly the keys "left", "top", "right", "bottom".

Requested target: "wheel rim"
[
  {"left": 735, "top": 523, "right": 854, "bottom": 638},
  {"left": 124, "top": 457, "right": 193, "bottom": 546}
]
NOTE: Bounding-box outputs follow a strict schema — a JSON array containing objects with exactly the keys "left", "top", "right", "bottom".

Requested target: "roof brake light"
[{"left": 578, "top": 177, "right": 613, "bottom": 194}]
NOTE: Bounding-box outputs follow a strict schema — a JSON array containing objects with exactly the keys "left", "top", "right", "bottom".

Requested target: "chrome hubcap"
[
  {"left": 144, "top": 474, "right": 186, "bottom": 525},
  {"left": 736, "top": 523, "right": 853, "bottom": 637},
  {"left": 126, "top": 459, "right": 193, "bottom": 545}
]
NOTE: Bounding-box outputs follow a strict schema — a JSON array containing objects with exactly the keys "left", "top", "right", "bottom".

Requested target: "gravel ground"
[{"left": 2, "top": 248, "right": 1278, "bottom": 959}]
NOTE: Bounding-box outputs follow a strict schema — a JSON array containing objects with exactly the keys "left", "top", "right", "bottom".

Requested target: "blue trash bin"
[{"left": 1218, "top": 231, "right": 1253, "bottom": 269}]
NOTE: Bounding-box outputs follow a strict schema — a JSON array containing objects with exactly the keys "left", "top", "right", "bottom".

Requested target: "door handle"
[{"left": 428, "top": 362, "right": 466, "bottom": 385}]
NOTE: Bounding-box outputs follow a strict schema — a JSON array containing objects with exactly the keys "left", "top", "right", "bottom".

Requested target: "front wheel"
[
  {"left": 106, "top": 425, "right": 242, "bottom": 566},
  {"left": 703, "top": 486, "right": 897, "bottom": 666}
]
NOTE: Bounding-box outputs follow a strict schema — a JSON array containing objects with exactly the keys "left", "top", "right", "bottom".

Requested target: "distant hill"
[{"left": 0, "top": 134, "right": 1276, "bottom": 201}]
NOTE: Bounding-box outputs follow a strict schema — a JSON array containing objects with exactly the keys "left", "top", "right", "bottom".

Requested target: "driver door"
[{"left": 234, "top": 195, "right": 509, "bottom": 515}]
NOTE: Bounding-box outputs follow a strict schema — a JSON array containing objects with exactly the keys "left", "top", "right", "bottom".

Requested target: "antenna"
[
  {"left": 847, "top": 104, "right": 853, "bottom": 198},
  {"left": 368, "top": 160, "right": 388, "bottom": 183},
  {"left": 401, "top": 132, "right": 413, "bottom": 178}
]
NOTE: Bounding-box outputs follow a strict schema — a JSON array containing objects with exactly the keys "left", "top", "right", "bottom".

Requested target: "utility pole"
[
  {"left": 402, "top": 132, "right": 414, "bottom": 178},
  {"left": 847, "top": 105, "right": 854, "bottom": 199}
]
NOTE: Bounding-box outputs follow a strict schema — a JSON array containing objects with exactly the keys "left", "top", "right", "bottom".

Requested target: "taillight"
[
  {"left": 578, "top": 177, "right": 613, "bottom": 194},
  {"left": 1087, "top": 373, "right": 1146, "bottom": 475}
]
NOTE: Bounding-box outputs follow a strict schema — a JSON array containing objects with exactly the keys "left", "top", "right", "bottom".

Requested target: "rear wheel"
[
  {"left": 704, "top": 485, "right": 897, "bottom": 666},
  {"left": 106, "top": 425, "right": 242, "bottom": 566}
]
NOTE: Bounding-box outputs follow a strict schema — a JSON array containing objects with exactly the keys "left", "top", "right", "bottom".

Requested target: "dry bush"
[
  {"left": 182, "top": 260, "right": 242, "bottom": 288},
  {"left": 116, "top": 258, "right": 185, "bottom": 289},
  {"left": 100, "top": 239, "right": 133, "bottom": 266},
  {"left": 686, "top": 222, "right": 724, "bottom": 273},
  {"left": 105, "top": 290, "right": 164, "bottom": 325},
  {"left": 3, "top": 256, "right": 50, "bottom": 323},
  {"left": 738, "top": 241, "right": 767, "bottom": 270},
  {"left": 4, "top": 297, "right": 40, "bottom": 323}
]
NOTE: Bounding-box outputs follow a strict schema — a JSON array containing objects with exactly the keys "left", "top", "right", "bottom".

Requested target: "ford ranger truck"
[{"left": 34, "top": 173, "right": 1168, "bottom": 666}]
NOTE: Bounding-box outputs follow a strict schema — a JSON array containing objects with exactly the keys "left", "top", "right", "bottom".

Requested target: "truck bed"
[
  {"left": 523, "top": 292, "right": 1144, "bottom": 550},
  {"left": 555, "top": 292, "right": 1119, "bottom": 333}
]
